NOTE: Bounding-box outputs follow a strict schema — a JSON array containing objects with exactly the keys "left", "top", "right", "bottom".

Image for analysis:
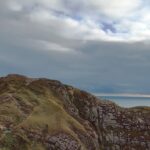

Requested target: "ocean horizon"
[{"left": 96, "top": 94, "right": 150, "bottom": 108}]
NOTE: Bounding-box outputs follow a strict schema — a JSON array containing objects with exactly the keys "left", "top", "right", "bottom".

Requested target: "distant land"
[
  {"left": 94, "top": 93, "right": 150, "bottom": 107},
  {"left": 94, "top": 93, "right": 150, "bottom": 98}
]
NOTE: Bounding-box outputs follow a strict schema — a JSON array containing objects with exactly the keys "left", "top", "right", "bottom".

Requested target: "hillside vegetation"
[{"left": 0, "top": 74, "right": 149, "bottom": 150}]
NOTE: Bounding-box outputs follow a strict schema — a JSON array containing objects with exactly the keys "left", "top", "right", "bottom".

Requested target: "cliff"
[{"left": 0, "top": 74, "right": 149, "bottom": 150}]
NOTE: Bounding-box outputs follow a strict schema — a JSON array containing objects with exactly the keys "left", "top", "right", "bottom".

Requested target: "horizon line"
[{"left": 93, "top": 93, "right": 150, "bottom": 98}]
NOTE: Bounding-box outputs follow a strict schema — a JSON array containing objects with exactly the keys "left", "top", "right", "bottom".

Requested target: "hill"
[{"left": 0, "top": 74, "right": 149, "bottom": 150}]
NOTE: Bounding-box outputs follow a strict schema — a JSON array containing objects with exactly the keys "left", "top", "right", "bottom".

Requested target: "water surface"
[{"left": 98, "top": 96, "right": 150, "bottom": 108}]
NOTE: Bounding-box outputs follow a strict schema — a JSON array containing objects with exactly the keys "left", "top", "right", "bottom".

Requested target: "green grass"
[
  {"left": 18, "top": 96, "right": 85, "bottom": 137},
  {"left": 2, "top": 132, "right": 14, "bottom": 148},
  {"left": 0, "top": 102, "right": 24, "bottom": 125}
]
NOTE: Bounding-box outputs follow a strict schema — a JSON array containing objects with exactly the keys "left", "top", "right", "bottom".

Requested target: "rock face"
[{"left": 0, "top": 74, "right": 149, "bottom": 150}]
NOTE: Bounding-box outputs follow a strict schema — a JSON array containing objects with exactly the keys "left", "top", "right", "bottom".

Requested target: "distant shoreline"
[{"left": 93, "top": 93, "right": 150, "bottom": 98}]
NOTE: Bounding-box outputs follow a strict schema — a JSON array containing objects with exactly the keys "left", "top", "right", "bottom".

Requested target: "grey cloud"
[{"left": 0, "top": 0, "right": 150, "bottom": 94}]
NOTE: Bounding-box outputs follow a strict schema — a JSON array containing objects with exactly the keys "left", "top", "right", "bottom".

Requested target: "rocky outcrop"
[
  {"left": 49, "top": 81, "right": 150, "bottom": 150},
  {"left": 0, "top": 74, "right": 149, "bottom": 150}
]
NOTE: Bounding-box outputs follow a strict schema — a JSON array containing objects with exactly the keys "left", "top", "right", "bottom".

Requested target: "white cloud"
[
  {"left": 7, "top": 1, "right": 22, "bottom": 11},
  {"left": 37, "top": 40, "right": 74, "bottom": 52},
  {"left": 88, "top": 0, "right": 141, "bottom": 18},
  {"left": 2, "top": 0, "right": 150, "bottom": 43},
  {"left": 29, "top": 9, "right": 53, "bottom": 22},
  {"left": 1, "top": 1, "right": 150, "bottom": 94}
]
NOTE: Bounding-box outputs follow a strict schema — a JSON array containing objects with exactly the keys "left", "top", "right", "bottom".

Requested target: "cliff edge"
[{"left": 0, "top": 74, "right": 149, "bottom": 150}]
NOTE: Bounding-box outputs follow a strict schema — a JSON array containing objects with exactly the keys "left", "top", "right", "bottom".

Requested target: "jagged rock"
[
  {"left": 0, "top": 74, "right": 149, "bottom": 150},
  {"left": 45, "top": 133, "right": 81, "bottom": 150}
]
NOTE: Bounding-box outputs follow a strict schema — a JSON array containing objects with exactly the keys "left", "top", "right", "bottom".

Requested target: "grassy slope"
[
  {"left": 1, "top": 75, "right": 149, "bottom": 150},
  {"left": 0, "top": 76, "right": 86, "bottom": 149}
]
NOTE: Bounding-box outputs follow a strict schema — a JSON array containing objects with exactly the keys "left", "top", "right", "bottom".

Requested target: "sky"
[{"left": 1, "top": 0, "right": 150, "bottom": 94}]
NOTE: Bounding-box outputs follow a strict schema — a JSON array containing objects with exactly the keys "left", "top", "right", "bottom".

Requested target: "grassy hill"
[{"left": 0, "top": 74, "right": 149, "bottom": 150}]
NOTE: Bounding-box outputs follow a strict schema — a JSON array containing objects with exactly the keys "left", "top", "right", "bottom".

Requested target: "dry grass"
[{"left": 19, "top": 95, "right": 85, "bottom": 137}]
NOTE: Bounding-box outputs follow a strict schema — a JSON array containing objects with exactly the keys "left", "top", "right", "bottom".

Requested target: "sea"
[{"left": 98, "top": 96, "right": 150, "bottom": 108}]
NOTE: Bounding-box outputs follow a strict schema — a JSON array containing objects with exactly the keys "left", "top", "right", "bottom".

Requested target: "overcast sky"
[{"left": 1, "top": 0, "right": 150, "bottom": 94}]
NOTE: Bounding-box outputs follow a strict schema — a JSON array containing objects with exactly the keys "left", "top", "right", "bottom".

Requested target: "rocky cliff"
[{"left": 0, "top": 74, "right": 149, "bottom": 150}]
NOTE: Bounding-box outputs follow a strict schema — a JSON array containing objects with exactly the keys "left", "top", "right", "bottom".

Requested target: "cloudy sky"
[{"left": 1, "top": 0, "right": 150, "bottom": 94}]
